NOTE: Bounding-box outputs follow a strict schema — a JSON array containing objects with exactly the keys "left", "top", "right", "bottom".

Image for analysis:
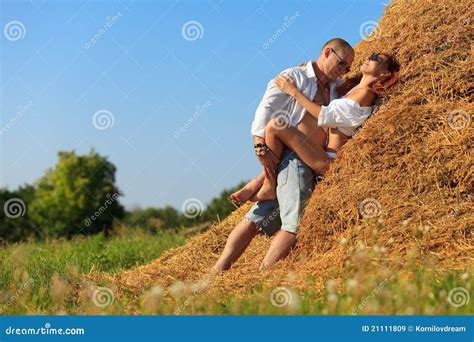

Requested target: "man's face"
[{"left": 322, "top": 47, "right": 354, "bottom": 81}]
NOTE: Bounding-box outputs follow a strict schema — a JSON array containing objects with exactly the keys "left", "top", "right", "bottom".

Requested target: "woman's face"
[{"left": 360, "top": 53, "right": 389, "bottom": 77}]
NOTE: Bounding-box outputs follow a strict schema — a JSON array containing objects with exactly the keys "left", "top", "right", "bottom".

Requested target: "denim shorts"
[{"left": 245, "top": 148, "right": 315, "bottom": 236}]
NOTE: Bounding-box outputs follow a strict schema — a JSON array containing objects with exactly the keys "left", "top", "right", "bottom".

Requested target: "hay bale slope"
[{"left": 116, "top": 0, "right": 473, "bottom": 297}]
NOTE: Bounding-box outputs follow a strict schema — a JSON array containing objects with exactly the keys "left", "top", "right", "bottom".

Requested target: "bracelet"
[
  {"left": 254, "top": 144, "right": 269, "bottom": 156},
  {"left": 253, "top": 143, "right": 267, "bottom": 148}
]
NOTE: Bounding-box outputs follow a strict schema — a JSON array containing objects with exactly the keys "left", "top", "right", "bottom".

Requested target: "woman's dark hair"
[{"left": 337, "top": 53, "right": 400, "bottom": 96}]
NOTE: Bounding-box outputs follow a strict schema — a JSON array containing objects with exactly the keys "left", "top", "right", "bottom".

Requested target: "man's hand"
[
  {"left": 253, "top": 136, "right": 279, "bottom": 180},
  {"left": 258, "top": 152, "right": 279, "bottom": 180}
]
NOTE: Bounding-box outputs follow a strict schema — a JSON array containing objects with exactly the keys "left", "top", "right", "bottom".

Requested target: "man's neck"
[{"left": 313, "top": 60, "right": 329, "bottom": 86}]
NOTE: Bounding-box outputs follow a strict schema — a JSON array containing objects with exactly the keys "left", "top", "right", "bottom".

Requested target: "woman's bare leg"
[
  {"left": 229, "top": 171, "right": 265, "bottom": 204},
  {"left": 267, "top": 119, "right": 330, "bottom": 173},
  {"left": 253, "top": 119, "right": 329, "bottom": 201}
]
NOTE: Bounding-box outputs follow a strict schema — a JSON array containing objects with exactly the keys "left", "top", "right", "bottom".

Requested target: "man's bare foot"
[
  {"left": 259, "top": 230, "right": 296, "bottom": 271},
  {"left": 229, "top": 177, "right": 264, "bottom": 204},
  {"left": 209, "top": 266, "right": 223, "bottom": 276},
  {"left": 251, "top": 179, "right": 277, "bottom": 201}
]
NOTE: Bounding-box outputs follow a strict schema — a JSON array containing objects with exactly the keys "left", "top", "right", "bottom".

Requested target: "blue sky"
[{"left": 1, "top": 0, "right": 385, "bottom": 210}]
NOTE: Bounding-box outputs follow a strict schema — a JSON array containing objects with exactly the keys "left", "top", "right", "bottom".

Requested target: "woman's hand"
[{"left": 275, "top": 75, "right": 298, "bottom": 97}]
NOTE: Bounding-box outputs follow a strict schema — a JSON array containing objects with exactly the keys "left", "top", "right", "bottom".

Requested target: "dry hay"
[{"left": 87, "top": 0, "right": 473, "bottom": 305}]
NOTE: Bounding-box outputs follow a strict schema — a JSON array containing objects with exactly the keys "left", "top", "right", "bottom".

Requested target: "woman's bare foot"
[
  {"left": 251, "top": 178, "right": 277, "bottom": 201},
  {"left": 229, "top": 177, "right": 264, "bottom": 204}
]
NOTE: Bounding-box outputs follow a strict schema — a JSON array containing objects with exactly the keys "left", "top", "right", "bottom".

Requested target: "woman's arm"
[{"left": 274, "top": 75, "right": 323, "bottom": 119}]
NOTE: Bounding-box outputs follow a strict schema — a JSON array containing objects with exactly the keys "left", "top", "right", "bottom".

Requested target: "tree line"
[{"left": 1, "top": 149, "right": 246, "bottom": 242}]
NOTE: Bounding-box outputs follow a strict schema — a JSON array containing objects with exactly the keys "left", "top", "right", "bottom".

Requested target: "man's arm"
[
  {"left": 250, "top": 69, "right": 300, "bottom": 139},
  {"left": 250, "top": 68, "right": 302, "bottom": 178},
  {"left": 253, "top": 135, "right": 265, "bottom": 146},
  {"left": 252, "top": 134, "right": 279, "bottom": 180}
]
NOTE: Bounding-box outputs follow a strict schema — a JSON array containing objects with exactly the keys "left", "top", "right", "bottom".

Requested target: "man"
[{"left": 213, "top": 38, "right": 354, "bottom": 272}]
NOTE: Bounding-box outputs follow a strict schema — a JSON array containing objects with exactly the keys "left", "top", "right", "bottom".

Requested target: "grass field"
[
  {"left": 0, "top": 228, "right": 472, "bottom": 315},
  {"left": 0, "top": 228, "right": 186, "bottom": 315}
]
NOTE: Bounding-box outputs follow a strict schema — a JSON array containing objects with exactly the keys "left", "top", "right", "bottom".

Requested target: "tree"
[
  {"left": 0, "top": 185, "right": 36, "bottom": 242},
  {"left": 200, "top": 181, "right": 247, "bottom": 223},
  {"left": 29, "top": 149, "right": 124, "bottom": 238},
  {"left": 124, "top": 206, "right": 183, "bottom": 231}
]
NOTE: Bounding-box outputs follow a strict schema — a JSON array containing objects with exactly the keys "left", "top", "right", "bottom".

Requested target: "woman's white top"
[{"left": 317, "top": 98, "right": 373, "bottom": 137}]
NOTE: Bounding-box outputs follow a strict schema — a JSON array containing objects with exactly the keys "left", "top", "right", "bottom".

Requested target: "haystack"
[{"left": 97, "top": 0, "right": 473, "bottom": 302}]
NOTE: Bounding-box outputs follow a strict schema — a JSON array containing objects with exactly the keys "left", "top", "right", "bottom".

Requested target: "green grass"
[
  {"left": 0, "top": 227, "right": 472, "bottom": 315},
  {"left": 133, "top": 265, "right": 473, "bottom": 315},
  {"left": 0, "top": 228, "right": 186, "bottom": 314}
]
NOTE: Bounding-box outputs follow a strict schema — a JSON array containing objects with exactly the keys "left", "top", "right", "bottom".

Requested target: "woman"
[{"left": 230, "top": 52, "right": 400, "bottom": 202}]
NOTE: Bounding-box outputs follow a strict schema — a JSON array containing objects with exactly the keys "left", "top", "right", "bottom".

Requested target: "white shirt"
[
  {"left": 251, "top": 61, "right": 342, "bottom": 138},
  {"left": 317, "top": 98, "right": 373, "bottom": 136}
]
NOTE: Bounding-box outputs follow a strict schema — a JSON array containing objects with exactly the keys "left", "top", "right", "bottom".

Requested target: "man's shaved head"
[
  {"left": 321, "top": 38, "right": 353, "bottom": 54},
  {"left": 317, "top": 38, "right": 355, "bottom": 81}
]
